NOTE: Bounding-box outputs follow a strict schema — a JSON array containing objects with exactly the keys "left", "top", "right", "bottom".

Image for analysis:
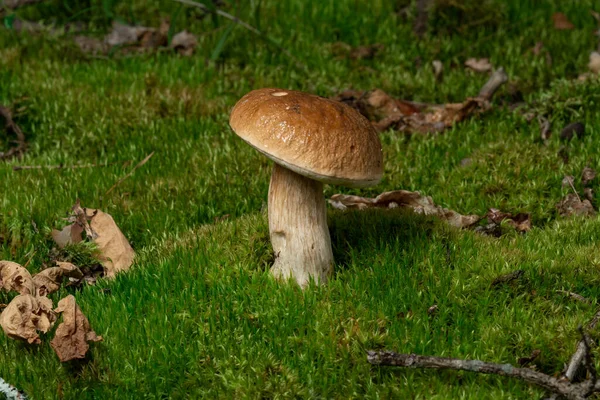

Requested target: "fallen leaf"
[
  {"left": 89, "top": 209, "right": 135, "bottom": 278},
  {"left": 53, "top": 202, "right": 135, "bottom": 278},
  {"left": 485, "top": 208, "right": 532, "bottom": 233},
  {"left": 556, "top": 194, "right": 596, "bottom": 217},
  {"left": 329, "top": 190, "right": 480, "bottom": 229},
  {"left": 584, "top": 188, "right": 594, "bottom": 203},
  {"left": 170, "top": 31, "right": 198, "bottom": 56},
  {"left": 552, "top": 12, "right": 574, "bottom": 30},
  {"left": 51, "top": 222, "right": 84, "bottom": 248},
  {"left": 333, "top": 88, "right": 492, "bottom": 135},
  {"left": 464, "top": 58, "right": 492, "bottom": 73},
  {"left": 105, "top": 21, "right": 153, "bottom": 47},
  {"left": 349, "top": 44, "right": 383, "bottom": 60},
  {"left": 562, "top": 175, "right": 575, "bottom": 188},
  {"left": 73, "top": 35, "right": 108, "bottom": 55},
  {"left": 582, "top": 167, "right": 596, "bottom": 186},
  {"left": 32, "top": 262, "right": 83, "bottom": 296},
  {"left": 50, "top": 295, "right": 102, "bottom": 362},
  {"left": 0, "top": 294, "right": 56, "bottom": 344},
  {"left": 589, "top": 52, "right": 600, "bottom": 74},
  {"left": 0, "top": 261, "right": 35, "bottom": 295}
]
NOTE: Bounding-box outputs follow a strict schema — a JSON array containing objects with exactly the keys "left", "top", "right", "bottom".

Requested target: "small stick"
[
  {"left": 556, "top": 290, "right": 590, "bottom": 304},
  {"left": 172, "top": 0, "right": 307, "bottom": 71},
  {"left": 478, "top": 68, "right": 508, "bottom": 100},
  {"left": 368, "top": 351, "right": 593, "bottom": 399},
  {"left": 105, "top": 152, "right": 154, "bottom": 195},
  {"left": 13, "top": 162, "right": 113, "bottom": 171}
]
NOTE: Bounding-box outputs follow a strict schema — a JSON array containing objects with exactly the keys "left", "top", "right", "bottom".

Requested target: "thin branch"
[
  {"left": 478, "top": 68, "right": 508, "bottom": 100},
  {"left": 13, "top": 162, "right": 114, "bottom": 171},
  {"left": 368, "top": 351, "right": 593, "bottom": 400},
  {"left": 105, "top": 152, "right": 154, "bottom": 195},
  {"left": 172, "top": 0, "right": 307, "bottom": 71}
]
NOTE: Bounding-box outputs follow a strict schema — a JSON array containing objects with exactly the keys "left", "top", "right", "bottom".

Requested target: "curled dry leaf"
[
  {"left": 53, "top": 202, "right": 135, "bottom": 278},
  {"left": 170, "top": 31, "right": 198, "bottom": 56},
  {"left": 89, "top": 209, "right": 135, "bottom": 278},
  {"left": 0, "top": 261, "right": 35, "bottom": 295},
  {"left": 332, "top": 88, "right": 492, "bottom": 134},
  {"left": 552, "top": 12, "right": 575, "bottom": 30},
  {"left": 329, "top": 190, "right": 480, "bottom": 229},
  {"left": 464, "top": 58, "right": 492, "bottom": 73},
  {"left": 50, "top": 295, "right": 102, "bottom": 362},
  {"left": 485, "top": 208, "right": 531, "bottom": 233},
  {"left": 556, "top": 194, "right": 596, "bottom": 218},
  {"left": 582, "top": 167, "right": 596, "bottom": 186},
  {"left": 0, "top": 294, "right": 56, "bottom": 344},
  {"left": 32, "top": 262, "right": 83, "bottom": 296}
]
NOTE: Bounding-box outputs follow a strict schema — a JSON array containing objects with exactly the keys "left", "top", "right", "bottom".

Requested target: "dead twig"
[
  {"left": 556, "top": 290, "right": 590, "bottom": 304},
  {"left": 0, "top": 105, "right": 27, "bottom": 161},
  {"left": 478, "top": 68, "right": 508, "bottom": 100},
  {"left": 105, "top": 152, "right": 154, "bottom": 195},
  {"left": 13, "top": 162, "right": 114, "bottom": 171},
  {"left": 172, "top": 0, "right": 307, "bottom": 71},
  {"left": 367, "top": 351, "right": 596, "bottom": 400}
]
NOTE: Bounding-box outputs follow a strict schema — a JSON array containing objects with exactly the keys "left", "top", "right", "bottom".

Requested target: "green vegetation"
[{"left": 1, "top": 0, "right": 600, "bottom": 398}]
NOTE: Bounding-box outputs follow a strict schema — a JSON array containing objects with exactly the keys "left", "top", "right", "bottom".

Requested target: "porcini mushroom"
[{"left": 229, "top": 88, "right": 383, "bottom": 287}]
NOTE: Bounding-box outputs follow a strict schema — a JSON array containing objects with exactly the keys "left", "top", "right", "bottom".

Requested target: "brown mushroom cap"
[{"left": 229, "top": 88, "right": 383, "bottom": 188}]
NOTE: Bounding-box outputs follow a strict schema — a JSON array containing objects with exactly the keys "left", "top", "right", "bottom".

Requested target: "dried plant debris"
[
  {"left": 552, "top": 12, "right": 575, "bottom": 30},
  {"left": 491, "top": 270, "right": 524, "bottom": 287},
  {"left": 517, "top": 349, "right": 541, "bottom": 367},
  {"left": 333, "top": 70, "right": 506, "bottom": 135},
  {"left": 0, "top": 294, "right": 56, "bottom": 344},
  {"left": 582, "top": 167, "right": 596, "bottom": 186},
  {"left": 0, "top": 105, "right": 27, "bottom": 161},
  {"left": 52, "top": 201, "right": 135, "bottom": 278},
  {"left": 76, "top": 20, "right": 197, "bottom": 57},
  {"left": 50, "top": 295, "right": 102, "bottom": 362},
  {"left": 170, "top": 31, "right": 198, "bottom": 56},
  {"left": 560, "top": 122, "right": 585, "bottom": 142},
  {"left": 556, "top": 194, "right": 595, "bottom": 218},
  {"left": 464, "top": 58, "right": 492, "bottom": 73},
  {"left": 0, "top": 261, "right": 35, "bottom": 295},
  {"left": 32, "top": 262, "right": 83, "bottom": 297},
  {"left": 329, "top": 190, "right": 480, "bottom": 229},
  {"left": 474, "top": 209, "right": 532, "bottom": 236},
  {"left": 330, "top": 42, "right": 384, "bottom": 60}
]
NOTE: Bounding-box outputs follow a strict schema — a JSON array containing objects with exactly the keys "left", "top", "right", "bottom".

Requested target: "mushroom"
[{"left": 229, "top": 88, "right": 383, "bottom": 287}]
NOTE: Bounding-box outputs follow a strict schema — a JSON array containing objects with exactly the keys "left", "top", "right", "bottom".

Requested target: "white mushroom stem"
[{"left": 268, "top": 163, "right": 334, "bottom": 287}]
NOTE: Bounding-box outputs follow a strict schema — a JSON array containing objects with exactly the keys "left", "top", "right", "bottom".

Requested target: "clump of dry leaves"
[
  {"left": 332, "top": 69, "right": 507, "bottom": 135},
  {"left": 0, "top": 201, "right": 135, "bottom": 362},
  {"left": 556, "top": 168, "right": 597, "bottom": 218},
  {"left": 329, "top": 190, "right": 532, "bottom": 236},
  {"left": 75, "top": 20, "right": 197, "bottom": 56}
]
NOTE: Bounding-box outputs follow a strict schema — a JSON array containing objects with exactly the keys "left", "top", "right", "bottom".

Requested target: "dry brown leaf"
[
  {"left": 0, "top": 294, "right": 56, "bottom": 344},
  {"left": 464, "top": 58, "right": 492, "bottom": 73},
  {"left": 51, "top": 223, "right": 84, "bottom": 248},
  {"left": 582, "top": 167, "right": 596, "bottom": 186},
  {"left": 329, "top": 190, "right": 480, "bottom": 228},
  {"left": 73, "top": 36, "right": 108, "bottom": 55},
  {"left": 552, "top": 12, "right": 575, "bottom": 30},
  {"left": 89, "top": 209, "right": 135, "bottom": 278},
  {"left": 50, "top": 295, "right": 102, "bottom": 362},
  {"left": 170, "top": 31, "right": 198, "bottom": 56},
  {"left": 589, "top": 52, "right": 600, "bottom": 74},
  {"left": 333, "top": 89, "right": 490, "bottom": 134},
  {"left": 556, "top": 194, "right": 596, "bottom": 217},
  {"left": 105, "top": 22, "right": 153, "bottom": 47},
  {"left": 32, "top": 262, "right": 84, "bottom": 296},
  {"left": 53, "top": 202, "right": 135, "bottom": 278},
  {"left": 485, "top": 208, "right": 531, "bottom": 233},
  {"left": 0, "top": 261, "right": 35, "bottom": 295}
]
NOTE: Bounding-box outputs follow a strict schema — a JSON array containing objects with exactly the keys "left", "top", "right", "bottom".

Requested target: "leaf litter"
[
  {"left": 75, "top": 20, "right": 197, "bottom": 57},
  {"left": 0, "top": 201, "right": 133, "bottom": 361},
  {"left": 329, "top": 191, "right": 531, "bottom": 236},
  {"left": 333, "top": 68, "right": 507, "bottom": 135}
]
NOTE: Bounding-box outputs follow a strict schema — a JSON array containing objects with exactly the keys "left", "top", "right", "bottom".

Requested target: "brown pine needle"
[{"left": 105, "top": 152, "right": 155, "bottom": 196}]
